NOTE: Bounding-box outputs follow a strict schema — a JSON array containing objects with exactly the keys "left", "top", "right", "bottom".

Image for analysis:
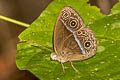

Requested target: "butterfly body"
[{"left": 51, "top": 6, "right": 97, "bottom": 72}]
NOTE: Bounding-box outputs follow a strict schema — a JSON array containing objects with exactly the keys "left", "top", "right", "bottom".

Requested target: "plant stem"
[{"left": 0, "top": 14, "right": 30, "bottom": 27}]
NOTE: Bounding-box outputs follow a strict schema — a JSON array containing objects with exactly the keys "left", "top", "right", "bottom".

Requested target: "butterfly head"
[{"left": 51, "top": 52, "right": 68, "bottom": 63}]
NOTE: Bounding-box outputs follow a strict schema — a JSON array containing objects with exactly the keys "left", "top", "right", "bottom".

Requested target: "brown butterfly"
[{"left": 50, "top": 6, "right": 97, "bottom": 72}]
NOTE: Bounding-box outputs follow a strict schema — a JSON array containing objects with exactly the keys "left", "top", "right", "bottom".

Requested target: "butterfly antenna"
[
  {"left": 70, "top": 61, "right": 79, "bottom": 72},
  {"left": 32, "top": 42, "right": 52, "bottom": 52},
  {"left": 22, "top": 39, "right": 52, "bottom": 52},
  {"left": 61, "top": 62, "right": 65, "bottom": 73}
]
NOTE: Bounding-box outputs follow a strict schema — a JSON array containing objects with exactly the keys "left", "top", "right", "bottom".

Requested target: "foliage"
[{"left": 17, "top": 0, "right": 120, "bottom": 80}]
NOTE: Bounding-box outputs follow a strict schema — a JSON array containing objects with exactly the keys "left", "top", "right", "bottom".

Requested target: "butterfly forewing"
[{"left": 54, "top": 10, "right": 72, "bottom": 55}]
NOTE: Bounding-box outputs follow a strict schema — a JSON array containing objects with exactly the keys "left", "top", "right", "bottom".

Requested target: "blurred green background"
[{"left": 16, "top": 0, "right": 120, "bottom": 80}]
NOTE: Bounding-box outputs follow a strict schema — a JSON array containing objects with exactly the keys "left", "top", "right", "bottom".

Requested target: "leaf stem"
[{"left": 0, "top": 14, "right": 30, "bottom": 27}]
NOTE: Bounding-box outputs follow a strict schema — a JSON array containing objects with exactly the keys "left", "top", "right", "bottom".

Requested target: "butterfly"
[{"left": 50, "top": 6, "right": 97, "bottom": 72}]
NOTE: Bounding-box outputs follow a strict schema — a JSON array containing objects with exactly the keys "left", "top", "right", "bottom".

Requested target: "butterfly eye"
[
  {"left": 62, "top": 11, "right": 70, "bottom": 19},
  {"left": 70, "top": 19, "right": 77, "bottom": 28},
  {"left": 50, "top": 52, "right": 57, "bottom": 61},
  {"left": 84, "top": 41, "right": 91, "bottom": 48}
]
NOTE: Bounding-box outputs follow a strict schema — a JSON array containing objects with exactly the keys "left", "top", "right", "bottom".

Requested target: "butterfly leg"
[
  {"left": 70, "top": 61, "right": 79, "bottom": 72},
  {"left": 61, "top": 62, "right": 65, "bottom": 73}
]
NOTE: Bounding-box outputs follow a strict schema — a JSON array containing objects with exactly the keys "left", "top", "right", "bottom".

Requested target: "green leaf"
[{"left": 17, "top": 0, "right": 120, "bottom": 80}]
